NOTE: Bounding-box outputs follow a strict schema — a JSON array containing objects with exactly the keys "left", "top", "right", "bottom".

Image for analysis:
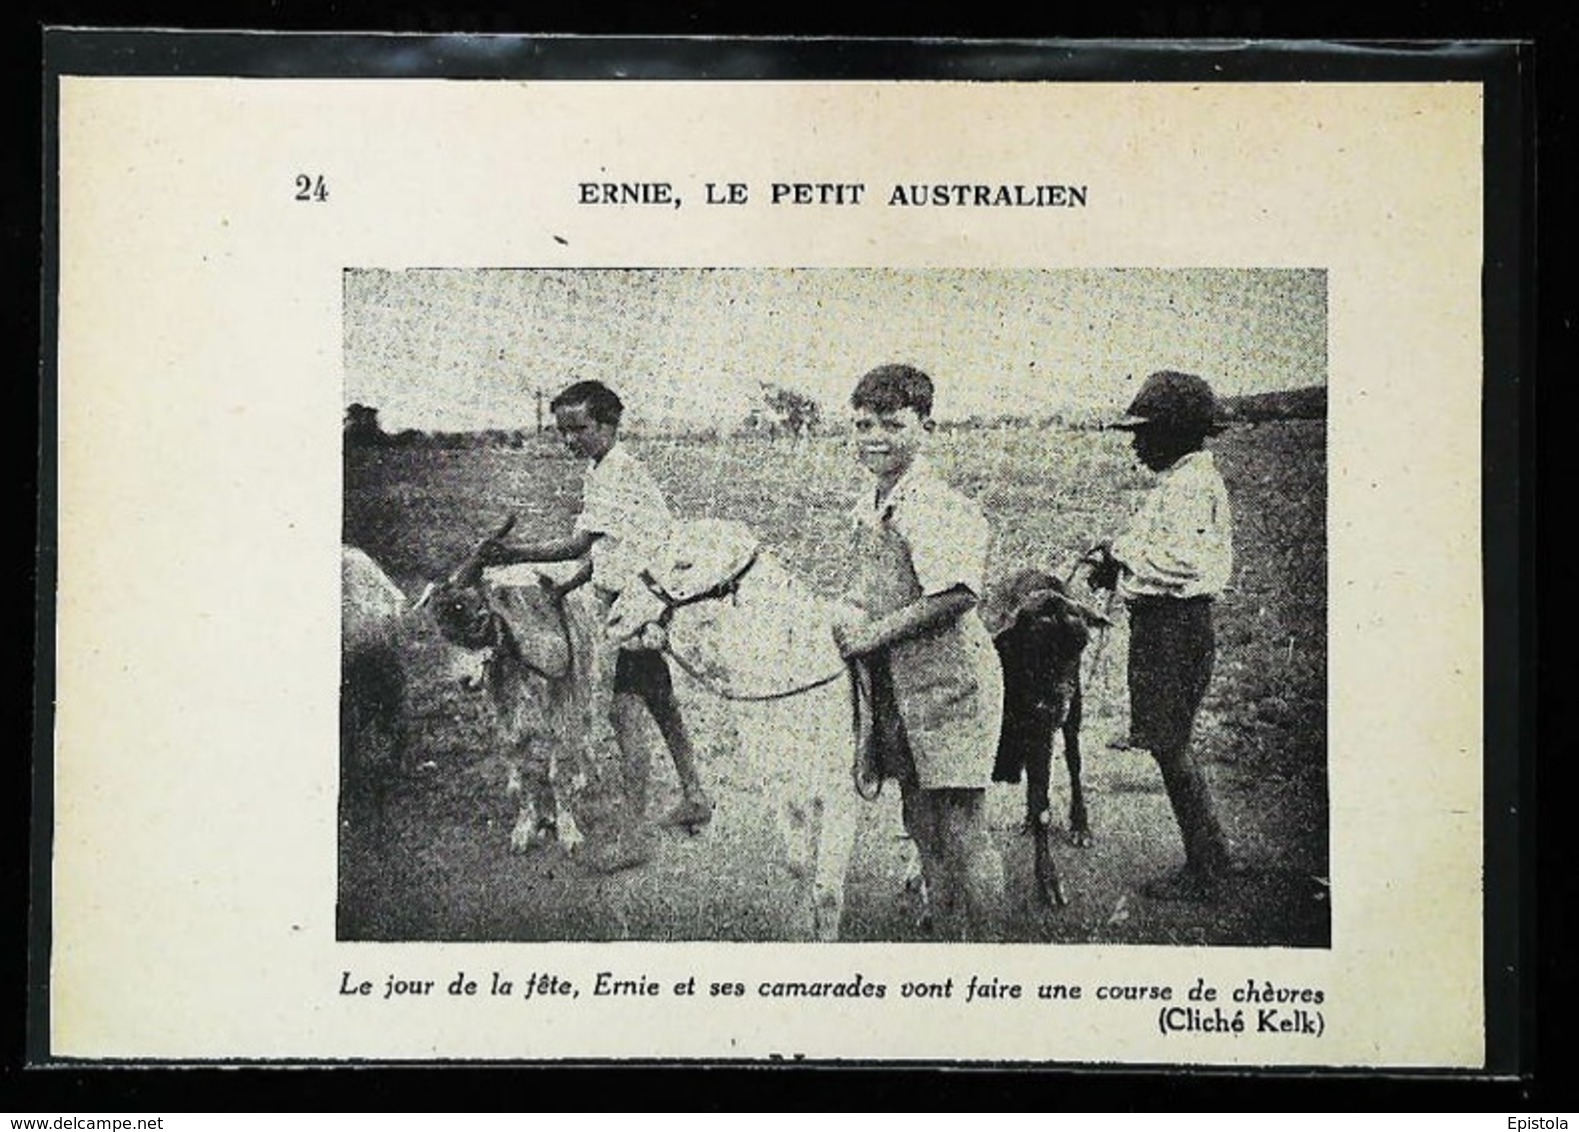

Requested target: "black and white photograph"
[
  {"left": 40, "top": 38, "right": 1513, "bottom": 1067},
  {"left": 339, "top": 267, "right": 1330, "bottom": 949}
]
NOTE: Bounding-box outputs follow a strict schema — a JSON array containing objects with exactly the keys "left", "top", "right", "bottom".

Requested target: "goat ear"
[
  {"left": 413, "top": 581, "right": 438, "bottom": 611},
  {"left": 1025, "top": 586, "right": 1112, "bottom": 629}
]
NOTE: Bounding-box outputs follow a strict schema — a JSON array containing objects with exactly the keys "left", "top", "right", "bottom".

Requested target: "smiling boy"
[
  {"left": 481, "top": 380, "right": 713, "bottom": 869},
  {"left": 833, "top": 363, "right": 1007, "bottom": 941}
]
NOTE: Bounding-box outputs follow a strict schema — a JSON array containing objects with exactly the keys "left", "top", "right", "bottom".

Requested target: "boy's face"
[
  {"left": 1130, "top": 425, "right": 1192, "bottom": 472},
  {"left": 851, "top": 405, "right": 929, "bottom": 482},
  {"left": 554, "top": 402, "right": 617, "bottom": 461}
]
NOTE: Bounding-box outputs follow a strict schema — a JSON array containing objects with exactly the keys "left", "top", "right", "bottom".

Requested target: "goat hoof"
[
  {"left": 661, "top": 795, "right": 714, "bottom": 831},
  {"left": 1039, "top": 881, "right": 1070, "bottom": 908},
  {"left": 1068, "top": 829, "right": 1094, "bottom": 849},
  {"left": 509, "top": 817, "right": 559, "bottom": 854}
]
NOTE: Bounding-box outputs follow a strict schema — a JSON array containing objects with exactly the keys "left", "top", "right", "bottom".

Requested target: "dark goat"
[{"left": 991, "top": 569, "right": 1109, "bottom": 907}]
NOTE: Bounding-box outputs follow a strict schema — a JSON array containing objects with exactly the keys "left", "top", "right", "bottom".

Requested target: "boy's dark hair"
[
  {"left": 551, "top": 380, "right": 623, "bottom": 425},
  {"left": 851, "top": 363, "right": 934, "bottom": 418}
]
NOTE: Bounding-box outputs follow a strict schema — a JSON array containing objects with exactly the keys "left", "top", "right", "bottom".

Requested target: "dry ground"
[{"left": 340, "top": 421, "right": 1328, "bottom": 946}]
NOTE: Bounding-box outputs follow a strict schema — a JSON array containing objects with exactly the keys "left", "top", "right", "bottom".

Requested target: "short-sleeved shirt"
[
  {"left": 848, "top": 457, "right": 1003, "bottom": 790},
  {"left": 574, "top": 442, "right": 673, "bottom": 595},
  {"left": 851, "top": 458, "right": 991, "bottom": 600},
  {"left": 1112, "top": 449, "right": 1234, "bottom": 601}
]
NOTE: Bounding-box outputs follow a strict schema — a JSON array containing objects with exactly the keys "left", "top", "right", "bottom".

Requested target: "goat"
[
  {"left": 341, "top": 545, "right": 409, "bottom": 825},
  {"left": 419, "top": 519, "right": 662, "bottom": 872},
  {"left": 605, "top": 518, "right": 864, "bottom": 940},
  {"left": 989, "top": 568, "right": 1110, "bottom": 907}
]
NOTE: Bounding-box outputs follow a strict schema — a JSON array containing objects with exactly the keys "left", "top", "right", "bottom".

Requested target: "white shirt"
[
  {"left": 853, "top": 457, "right": 992, "bottom": 599},
  {"left": 1112, "top": 449, "right": 1234, "bottom": 600},
  {"left": 574, "top": 442, "right": 673, "bottom": 594}
]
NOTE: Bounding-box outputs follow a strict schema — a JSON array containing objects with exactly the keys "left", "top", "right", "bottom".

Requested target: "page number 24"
[{"left": 294, "top": 174, "right": 329, "bottom": 202}]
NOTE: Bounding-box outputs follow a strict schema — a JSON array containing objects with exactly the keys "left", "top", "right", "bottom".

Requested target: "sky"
[{"left": 343, "top": 268, "right": 1327, "bottom": 432}]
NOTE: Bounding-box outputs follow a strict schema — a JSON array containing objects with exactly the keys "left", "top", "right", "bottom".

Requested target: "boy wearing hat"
[
  {"left": 480, "top": 380, "right": 714, "bottom": 869},
  {"left": 1086, "top": 370, "right": 1239, "bottom": 901},
  {"left": 832, "top": 363, "right": 1007, "bottom": 941}
]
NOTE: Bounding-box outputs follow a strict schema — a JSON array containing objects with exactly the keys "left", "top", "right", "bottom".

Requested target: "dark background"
[{"left": 13, "top": 11, "right": 1557, "bottom": 1112}]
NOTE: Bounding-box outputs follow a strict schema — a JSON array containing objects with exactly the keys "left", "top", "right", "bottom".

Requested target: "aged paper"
[{"left": 50, "top": 68, "right": 1485, "bottom": 1064}]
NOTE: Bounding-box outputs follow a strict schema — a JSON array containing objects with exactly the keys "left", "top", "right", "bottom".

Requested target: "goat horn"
[{"left": 447, "top": 514, "right": 518, "bottom": 586}]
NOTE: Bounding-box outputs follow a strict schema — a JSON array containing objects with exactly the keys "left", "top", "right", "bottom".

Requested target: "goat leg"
[
  {"left": 1023, "top": 732, "right": 1070, "bottom": 907},
  {"left": 1031, "top": 812, "right": 1069, "bottom": 907},
  {"left": 1064, "top": 684, "right": 1093, "bottom": 848},
  {"left": 1024, "top": 718, "right": 1054, "bottom": 835}
]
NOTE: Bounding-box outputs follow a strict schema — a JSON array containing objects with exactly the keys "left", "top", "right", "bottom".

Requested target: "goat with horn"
[{"left": 418, "top": 516, "right": 650, "bottom": 873}]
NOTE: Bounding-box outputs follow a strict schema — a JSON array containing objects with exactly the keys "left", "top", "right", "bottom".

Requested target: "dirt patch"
[{"left": 341, "top": 422, "right": 1329, "bottom": 946}]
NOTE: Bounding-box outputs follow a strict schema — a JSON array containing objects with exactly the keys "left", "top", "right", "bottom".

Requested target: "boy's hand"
[
  {"left": 1082, "top": 539, "right": 1121, "bottom": 591},
  {"left": 831, "top": 609, "right": 877, "bottom": 659},
  {"left": 1080, "top": 537, "right": 1113, "bottom": 562}
]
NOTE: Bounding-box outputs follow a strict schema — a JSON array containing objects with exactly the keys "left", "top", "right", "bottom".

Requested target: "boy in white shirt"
[
  {"left": 833, "top": 364, "right": 1007, "bottom": 941},
  {"left": 1087, "top": 370, "right": 1239, "bottom": 902},
  {"left": 481, "top": 381, "right": 713, "bottom": 869}
]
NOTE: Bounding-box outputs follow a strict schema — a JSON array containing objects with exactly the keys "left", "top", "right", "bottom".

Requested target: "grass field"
[{"left": 340, "top": 420, "right": 1328, "bottom": 946}]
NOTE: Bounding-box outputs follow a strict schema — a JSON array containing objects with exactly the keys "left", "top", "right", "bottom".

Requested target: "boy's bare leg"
[
  {"left": 646, "top": 684, "right": 713, "bottom": 826},
  {"left": 610, "top": 692, "right": 651, "bottom": 818},
  {"left": 901, "top": 783, "right": 953, "bottom": 937},
  {"left": 942, "top": 789, "right": 1006, "bottom": 942},
  {"left": 575, "top": 604, "right": 655, "bottom": 873},
  {"left": 510, "top": 741, "right": 561, "bottom": 853},
  {"left": 1151, "top": 741, "right": 1233, "bottom": 878}
]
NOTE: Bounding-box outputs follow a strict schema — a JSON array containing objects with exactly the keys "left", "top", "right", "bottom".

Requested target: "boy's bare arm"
[
  {"left": 550, "top": 558, "right": 594, "bottom": 598},
  {"left": 833, "top": 587, "right": 977, "bottom": 659},
  {"left": 480, "top": 529, "right": 598, "bottom": 565}
]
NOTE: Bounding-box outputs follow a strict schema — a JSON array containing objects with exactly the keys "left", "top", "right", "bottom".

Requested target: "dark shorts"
[
  {"left": 1127, "top": 596, "right": 1215, "bottom": 755},
  {"left": 614, "top": 647, "right": 676, "bottom": 704}
]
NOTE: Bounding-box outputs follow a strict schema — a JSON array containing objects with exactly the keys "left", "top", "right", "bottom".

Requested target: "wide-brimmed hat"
[{"left": 1111, "top": 370, "right": 1226, "bottom": 434}]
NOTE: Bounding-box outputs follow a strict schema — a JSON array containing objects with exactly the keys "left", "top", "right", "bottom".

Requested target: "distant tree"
[
  {"left": 1219, "top": 385, "right": 1327, "bottom": 423},
  {"left": 343, "top": 403, "right": 387, "bottom": 448},
  {"left": 760, "top": 382, "right": 822, "bottom": 442}
]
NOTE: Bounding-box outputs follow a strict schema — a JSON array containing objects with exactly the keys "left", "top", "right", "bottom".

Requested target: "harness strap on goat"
[
  {"left": 635, "top": 552, "right": 759, "bottom": 627},
  {"left": 634, "top": 552, "right": 860, "bottom": 703},
  {"left": 656, "top": 639, "right": 851, "bottom": 703},
  {"left": 480, "top": 585, "right": 577, "bottom": 684},
  {"left": 658, "top": 638, "right": 880, "bottom": 802}
]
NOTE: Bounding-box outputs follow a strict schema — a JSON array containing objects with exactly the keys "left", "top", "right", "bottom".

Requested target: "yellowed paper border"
[{"left": 51, "top": 76, "right": 1483, "bottom": 1065}]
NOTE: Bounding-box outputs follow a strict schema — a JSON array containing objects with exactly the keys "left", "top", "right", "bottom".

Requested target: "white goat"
[{"left": 606, "top": 519, "right": 864, "bottom": 941}]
